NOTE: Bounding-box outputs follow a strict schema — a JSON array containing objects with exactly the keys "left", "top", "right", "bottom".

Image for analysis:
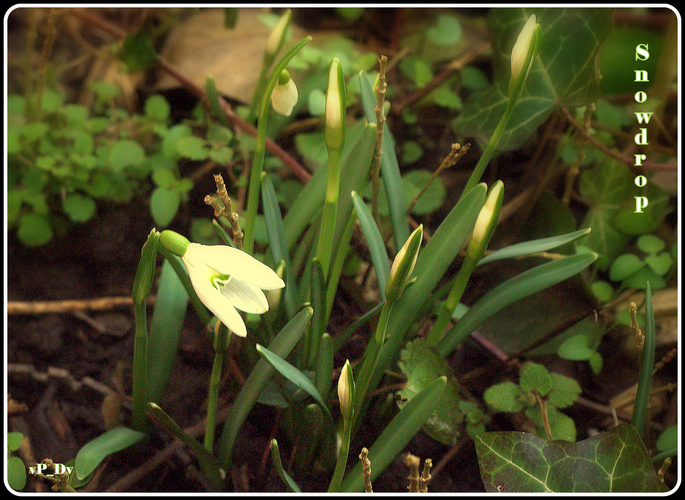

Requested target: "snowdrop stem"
[
  {"left": 243, "top": 36, "right": 311, "bottom": 255},
  {"left": 205, "top": 322, "right": 231, "bottom": 453},
  {"left": 350, "top": 301, "right": 393, "bottom": 435}
]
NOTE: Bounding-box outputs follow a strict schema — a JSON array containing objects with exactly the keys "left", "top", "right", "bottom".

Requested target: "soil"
[{"left": 6, "top": 6, "right": 679, "bottom": 494}]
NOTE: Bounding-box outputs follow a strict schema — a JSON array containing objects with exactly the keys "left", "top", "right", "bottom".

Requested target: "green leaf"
[
  {"left": 547, "top": 372, "right": 581, "bottom": 409},
  {"left": 438, "top": 252, "right": 597, "bottom": 357},
  {"left": 609, "top": 253, "right": 645, "bottom": 281},
  {"left": 475, "top": 424, "right": 667, "bottom": 492},
  {"left": 359, "top": 71, "right": 410, "bottom": 250},
  {"left": 146, "top": 258, "right": 188, "bottom": 403},
  {"left": 636, "top": 234, "right": 665, "bottom": 254},
  {"left": 120, "top": 31, "right": 158, "bottom": 71},
  {"left": 519, "top": 362, "right": 552, "bottom": 396},
  {"left": 427, "top": 14, "right": 463, "bottom": 46},
  {"left": 340, "top": 376, "right": 447, "bottom": 492},
  {"left": 396, "top": 338, "right": 463, "bottom": 446},
  {"left": 478, "top": 228, "right": 591, "bottom": 266},
  {"left": 256, "top": 344, "right": 332, "bottom": 422},
  {"left": 75, "top": 426, "right": 146, "bottom": 480},
  {"left": 176, "top": 136, "right": 209, "bottom": 161},
  {"left": 557, "top": 334, "right": 594, "bottom": 361},
  {"left": 371, "top": 184, "right": 486, "bottom": 396},
  {"left": 144, "top": 94, "right": 170, "bottom": 122},
  {"left": 351, "top": 191, "right": 390, "bottom": 300},
  {"left": 17, "top": 212, "right": 53, "bottom": 247},
  {"left": 109, "top": 139, "right": 145, "bottom": 171},
  {"left": 150, "top": 187, "right": 180, "bottom": 228},
  {"left": 62, "top": 193, "right": 96, "bottom": 223},
  {"left": 454, "top": 8, "right": 613, "bottom": 151},
  {"left": 217, "top": 307, "right": 313, "bottom": 469},
  {"left": 403, "top": 170, "right": 446, "bottom": 215},
  {"left": 8, "top": 455, "right": 27, "bottom": 491},
  {"left": 484, "top": 381, "right": 525, "bottom": 413}
]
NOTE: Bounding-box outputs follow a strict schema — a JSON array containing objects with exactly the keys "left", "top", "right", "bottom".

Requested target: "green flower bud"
[
  {"left": 325, "top": 57, "right": 346, "bottom": 152},
  {"left": 385, "top": 224, "right": 423, "bottom": 304},
  {"left": 160, "top": 229, "right": 190, "bottom": 257},
  {"left": 266, "top": 9, "right": 291, "bottom": 59},
  {"left": 509, "top": 14, "right": 541, "bottom": 101},
  {"left": 467, "top": 180, "right": 504, "bottom": 262},
  {"left": 337, "top": 359, "right": 355, "bottom": 422}
]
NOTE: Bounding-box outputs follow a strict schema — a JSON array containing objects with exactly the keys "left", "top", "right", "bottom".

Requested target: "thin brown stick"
[
  {"left": 560, "top": 107, "right": 676, "bottom": 171},
  {"left": 7, "top": 296, "right": 155, "bottom": 315}
]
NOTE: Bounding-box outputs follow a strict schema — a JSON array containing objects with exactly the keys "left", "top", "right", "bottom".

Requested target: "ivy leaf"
[
  {"left": 396, "top": 338, "right": 463, "bottom": 446},
  {"left": 453, "top": 8, "right": 613, "bottom": 151},
  {"left": 476, "top": 424, "right": 667, "bottom": 492}
]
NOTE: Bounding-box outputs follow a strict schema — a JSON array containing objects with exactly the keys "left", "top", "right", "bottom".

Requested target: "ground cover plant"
[{"left": 6, "top": 7, "right": 678, "bottom": 493}]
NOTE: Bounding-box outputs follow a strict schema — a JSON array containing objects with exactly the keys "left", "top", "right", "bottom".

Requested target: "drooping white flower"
[
  {"left": 271, "top": 70, "right": 298, "bottom": 116},
  {"left": 160, "top": 230, "right": 285, "bottom": 337}
]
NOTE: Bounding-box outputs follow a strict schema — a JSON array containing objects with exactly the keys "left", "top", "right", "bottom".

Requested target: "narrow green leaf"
[
  {"left": 315, "top": 333, "right": 334, "bottom": 400},
  {"left": 261, "top": 173, "right": 297, "bottom": 316},
  {"left": 351, "top": 191, "right": 390, "bottom": 300},
  {"left": 256, "top": 344, "right": 332, "bottom": 421},
  {"left": 340, "top": 376, "right": 447, "bottom": 492},
  {"left": 306, "top": 257, "right": 325, "bottom": 369},
  {"left": 478, "top": 228, "right": 591, "bottom": 266},
  {"left": 147, "top": 403, "right": 224, "bottom": 490},
  {"left": 75, "top": 427, "right": 146, "bottom": 480},
  {"left": 146, "top": 259, "right": 188, "bottom": 404},
  {"left": 270, "top": 439, "right": 302, "bottom": 492},
  {"left": 631, "top": 283, "right": 655, "bottom": 435},
  {"left": 438, "top": 252, "right": 597, "bottom": 357},
  {"left": 217, "top": 307, "right": 312, "bottom": 469}
]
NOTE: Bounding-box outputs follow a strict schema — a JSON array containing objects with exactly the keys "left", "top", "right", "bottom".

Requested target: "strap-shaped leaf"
[
  {"left": 340, "top": 376, "right": 447, "bottom": 492},
  {"left": 438, "top": 252, "right": 597, "bottom": 357},
  {"left": 75, "top": 426, "right": 146, "bottom": 480}
]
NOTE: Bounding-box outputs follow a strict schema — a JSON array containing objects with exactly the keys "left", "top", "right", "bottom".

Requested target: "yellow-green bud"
[
  {"left": 271, "top": 70, "right": 298, "bottom": 116},
  {"left": 325, "top": 57, "right": 346, "bottom": 151},
  {"left": 337, "top": 360, "right": 355, "bottom": 422},
  {"left": 385, "top": 224, "right": 423, "bottom": 304},
  {"left": 509, "top": 14, "right": 541, "bottom": 100},
  {"left": 160, "top": 229, "right": 190, "bottom": 257},
  {"left": 266, "top": 9, "right": 291, "bottom": 59},
  {"left": 468, "top": 180, "right": 503, "bottom": 261}
]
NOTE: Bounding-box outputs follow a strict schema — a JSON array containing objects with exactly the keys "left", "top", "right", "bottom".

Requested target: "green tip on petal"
[{"left": 160, "top": 230, "right": 190, "bottom": 257}]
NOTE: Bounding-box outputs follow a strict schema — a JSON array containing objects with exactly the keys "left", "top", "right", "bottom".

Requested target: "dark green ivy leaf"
[{"left": 475, "top": 424, "right": 668, "bottom": 492}]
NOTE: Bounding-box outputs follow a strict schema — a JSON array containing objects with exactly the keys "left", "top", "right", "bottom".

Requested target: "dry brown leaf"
[{"left": 156, "top": 8, "right": 306, "bottom": 103}]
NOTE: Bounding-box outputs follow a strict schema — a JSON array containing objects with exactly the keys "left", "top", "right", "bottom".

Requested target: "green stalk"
[
  {"left": 631, "top": 283, "right": 656, "bottom": 435},
  {"left": 205, "top": 325, "right": 231, "bottom": 453},
  {"left": 425, "top": 263, "right": 472, "bottom": 345},
  {"left": 350, "top": 301, "right": 392, "bottom": 434},
  {"left": 317, "top": 147, "right": 343, "bottom": 277},
  {"left": 461, "top": 99, "right": 515, "bottom": 197},
  {"left": 328, "top": 418, "right": 353, "bottom": 492},
  {"left": 243, "top": 36, "right": 311, "bottom": 255}
]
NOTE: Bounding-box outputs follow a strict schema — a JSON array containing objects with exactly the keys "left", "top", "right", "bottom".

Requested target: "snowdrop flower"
[
  {"left": 271, "top": 69, "right": 298, "bottom": 116},
  {"left": 325, "top": 57, "right": 346, "bottom": 152},
  {"left": 160, "top": 230, "right": 285, "bottom": 337}
]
